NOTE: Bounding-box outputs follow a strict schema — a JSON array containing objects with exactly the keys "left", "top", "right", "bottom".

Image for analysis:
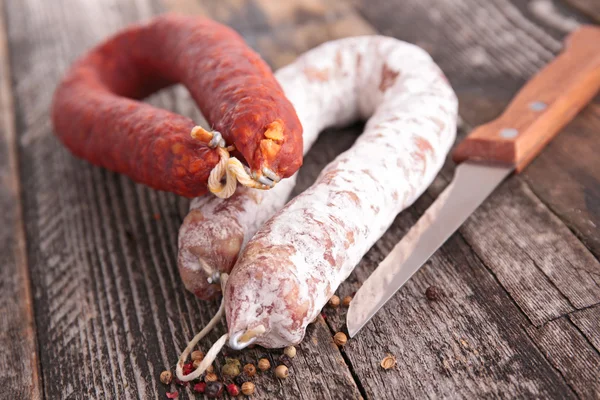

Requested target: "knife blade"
[{"left": 347, "top": 25, "right": 600, "bottom": 338}]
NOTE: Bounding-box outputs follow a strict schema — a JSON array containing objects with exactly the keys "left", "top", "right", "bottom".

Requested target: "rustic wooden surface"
[{"left": 1, "top": 0, "right": 599, "bottom": 399}]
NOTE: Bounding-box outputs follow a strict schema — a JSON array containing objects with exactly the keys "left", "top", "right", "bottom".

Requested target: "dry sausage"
[
  {"left": 175, "top": 35, "right": 458, "bottom": 382},
  {"left": 178, "top": 63, "right": 325, "bottom": 299},
  {"left": 224, "top": 36, "right": 458, "bottom": 348},
  {"left": 51, "top": 13, "right": 303, "bottom": 198}
]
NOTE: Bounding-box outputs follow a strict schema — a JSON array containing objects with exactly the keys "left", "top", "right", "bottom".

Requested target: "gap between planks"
[{"left": 0, "top": 0, "right": 41, "bottom": 398}]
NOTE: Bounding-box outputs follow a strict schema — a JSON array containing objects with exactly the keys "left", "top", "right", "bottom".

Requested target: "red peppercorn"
[
  {"left": 166, "top": 391, "right": 179, "bottom": 399},
  {"left": 205, "top": 381, "right": 224, "bottom": 398},
  {"left": 193, "top": 382, "right": 206, "bottom": 393},
  {"left": 226, "top": 383, "right": 240, "bottom": 396},
  {"left": 182, "top": 362, "right": 194, "bottom": 375}
]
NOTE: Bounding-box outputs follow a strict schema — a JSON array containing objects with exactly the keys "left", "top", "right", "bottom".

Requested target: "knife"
[{"left": 347, "top": 25, "right": 600, "bottom": 337}]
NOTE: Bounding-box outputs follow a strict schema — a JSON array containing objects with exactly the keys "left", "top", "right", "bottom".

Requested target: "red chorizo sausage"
[{"left": 51, "top": 13, "right": 303, "bottom": 198}]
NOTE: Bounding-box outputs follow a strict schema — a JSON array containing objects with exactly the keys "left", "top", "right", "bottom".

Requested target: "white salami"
[
  {"left": 224, "top": 36, "right": 458, "bottom": 348},
  {"left": 177, "top": 63, "right": 326, "bottom": 299}
]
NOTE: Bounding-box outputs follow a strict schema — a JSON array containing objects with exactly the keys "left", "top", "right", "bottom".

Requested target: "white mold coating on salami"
[
  {"left": 225, "top": 36, "right": 458, "bottom": 348},
  {"left": 177, "top": 64, "right": 325, "bottom": 299}
]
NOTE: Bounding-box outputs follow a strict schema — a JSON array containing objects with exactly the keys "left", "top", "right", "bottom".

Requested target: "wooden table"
[{"left": 2, "top": 0, "right": 600, "bottom": 398}]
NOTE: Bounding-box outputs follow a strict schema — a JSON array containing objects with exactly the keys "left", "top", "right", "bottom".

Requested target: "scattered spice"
[
  {"left": 160, "top": 370, "right": 172, "bottom": 385},
  {"left": 381, "top": 355, "right": 397, "bottom": 370},
  {"left": 166, "top": 391, "right": 179, "bottom": 399},
  {"left": 205, "top": 381, "right": 224, "bottom": 398},
  {"left": 243, "top": 363, "right": 256, "bottom": 377},
  {"left": 193, "top": 382, "right": 206, "bottom": 393},
  {"left": 425, "top": 285, "right": 443, "bottom": 301},
  {"left": 278, "top": 354, "right": 292, "bottom": 368},
  {"left": 234, "top": 372, "right": 250, "bottom": 386},
  {"left": 222, "top": 362, "right": 240, "bottom": 377},
  {"left": 333, "top": 332, "right": 347, "bottom": 347},
  {"left": 328, "top": 295, "right": 340, "bottom": 308},
  {"left": 284, "top": 346, "right": 296, "bottom": 359},
  {"left": 241, "top": 381, "right": 255, "bottom": 396},
  {"left": 342, "top": 296, "right": 353, "bottom": 307},
  {"left": 258, "top": 358, "right": 271, "bottom": 371},
  {"left": 153, "top": 213, "right": 161, "bottom": 220},
  {"left": 226, "top": 383, "right": 240, "bottom": 396},
  {"left": 275, "top": 365, "right": 289, "bottom": 379},
  {"left": 205, "top": 372, "right": 218, "bottom": 382},
  {"left": 191, "top": 350, "right": 205, "bottom": 362},
  {"left": 206, "top": 365, "right": 215, "bottom": 373},
  {"left": 193, "top": 359, "right": 202, "bottom": 369}
]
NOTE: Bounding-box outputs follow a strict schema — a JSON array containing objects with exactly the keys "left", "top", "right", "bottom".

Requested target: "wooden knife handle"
[{"left": 452, "top": 25, "right": 600, "bottom": 172}]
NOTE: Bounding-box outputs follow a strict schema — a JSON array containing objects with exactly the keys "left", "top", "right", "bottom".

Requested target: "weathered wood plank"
[
  {"left": 522, "top": 103, "right": 600, "bottom": 261},
  {"left": 526, "top": 317, "right": 600, "bottom": 399},
  {"left": 330, "top": 0, "right": 600, "bottom": 397},
  {"left": 0, "top": 2, "right": 41, "bottom": 398},
  {"left": 5, "top": 0, "right": 362, "bottom": 398},
  {"left": 325, "top": 185, "right": 577, "bottom": 399},
  {"left": 569, "top": 305, "right": 600, "bottom": 353},
  {"left": 353, "top": 0, "right": 600, "bottom": 324},
  {"left": 457, "top": 96, "right": 600, "bottom": 325},
  {"left": 564, "top": 0, "right": 600, "bottom": 22}
]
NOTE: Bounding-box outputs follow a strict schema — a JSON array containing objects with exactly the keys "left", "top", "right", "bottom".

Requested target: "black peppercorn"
[
  {"left": 426, "top": 285, "right": 443, "bottom": 301},
  {"left": 205, "top": 381, "right": 224, "bottom": 398},
  {"left": 234, "top": 372, "right": 250, "bottom": 386},
  {"left": 279, "top": 354, "right": 293, "bottom": 368}
]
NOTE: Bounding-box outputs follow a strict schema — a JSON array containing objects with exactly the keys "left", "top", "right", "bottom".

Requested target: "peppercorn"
[
  {"left": 160, "top": 370, "right": 172, "bottom": 385},
  {"left": 279, "top": 354, "right": 292, "bottom": 368},
  {"left": 381, "top": 355, "right": 397, "bottom": 370},
  {"left": 193, "top": 382, "right": 206, "bottom": 393},
  {"left": 241, "top": 381, "right": 255, "bottom": 396},
  {"left": 225, "top": 358, "right": 241, "bottom": 368},
  {"left": 191, "top": 350, "right": 205, "bottom": 362},
  {"left": 243, "top": 363, "right": 256, "bottom": 377},
  {"left": 205, "top": 372, "right": 218, "bottom": 382},
  {"left": 234, "top": 372, "right": 250, "bottom": 386},
  {"left": 193, "top": 359, "right": 202, "bottom": 369},
  {"left": 226, "top": 383, "right": 240, "bottom": 396},
  {"left": 283, "top": 346, "right": 296, "bottom": 359},
  {"left": 206, "top": 365, "right": 215, "bottom": 373},
  {"left": 258, "top": 358, "right": 270, "bottom": 371},
  {"left": 222, "top": 362, "right": 240, "bottom": 377},
  {"left": 334, "top": 332, "right": 347, "bottom": 346},
  {"left": 166, "top": 391, "right": 179, "bottom": 399},
  {"left": 275, "top": 365, "right": 289, "bottom": 379},
  {"left": 205, "top": 381, "right": 224, "bottom": 398},
  {"left": 342, "top": 296, "right": 352, "bottom": 307},
  {"left": 182, "top": 362, "right": 194, "bottom": 375},
  {"left": 425, "top": 285, "right": 443, "bottom": 301},
  {"left": 328, "top": 295, "right": 340, "bottom": 308}
]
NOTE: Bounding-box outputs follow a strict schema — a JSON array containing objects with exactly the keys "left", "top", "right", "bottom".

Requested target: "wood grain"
[
  {"left": 3, "top": 0, "right": 600, "bottom": 398},
  {"left": 564, "top": 0, "right": 600, "bottom": 23},
  {"left": 569, "top": 305, "right": 600, "bottom": 353},
  {"left": 453, "top": 25, "right": 600, "bottom": 171},
  {"left": 526, "top": 317, "right": 600, "bottom": 398},
  {"left": 0, "top": 2, "right": 41, "bottom": 398},
  {"left": 3, "top": 0, "right": 361, "bottom": 398}
]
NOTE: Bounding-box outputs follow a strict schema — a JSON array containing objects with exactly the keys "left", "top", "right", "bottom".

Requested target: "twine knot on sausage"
[
  {"left": 191, "top": 126, "right": 272, "bottom": 198},
  {"left": 176, "top": 272, "right": 266, "bottom": 382}
]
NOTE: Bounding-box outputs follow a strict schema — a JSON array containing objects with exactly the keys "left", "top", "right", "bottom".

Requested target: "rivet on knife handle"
[{"left": 453, "top": 25, "right": 600, "bottom": 172}]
